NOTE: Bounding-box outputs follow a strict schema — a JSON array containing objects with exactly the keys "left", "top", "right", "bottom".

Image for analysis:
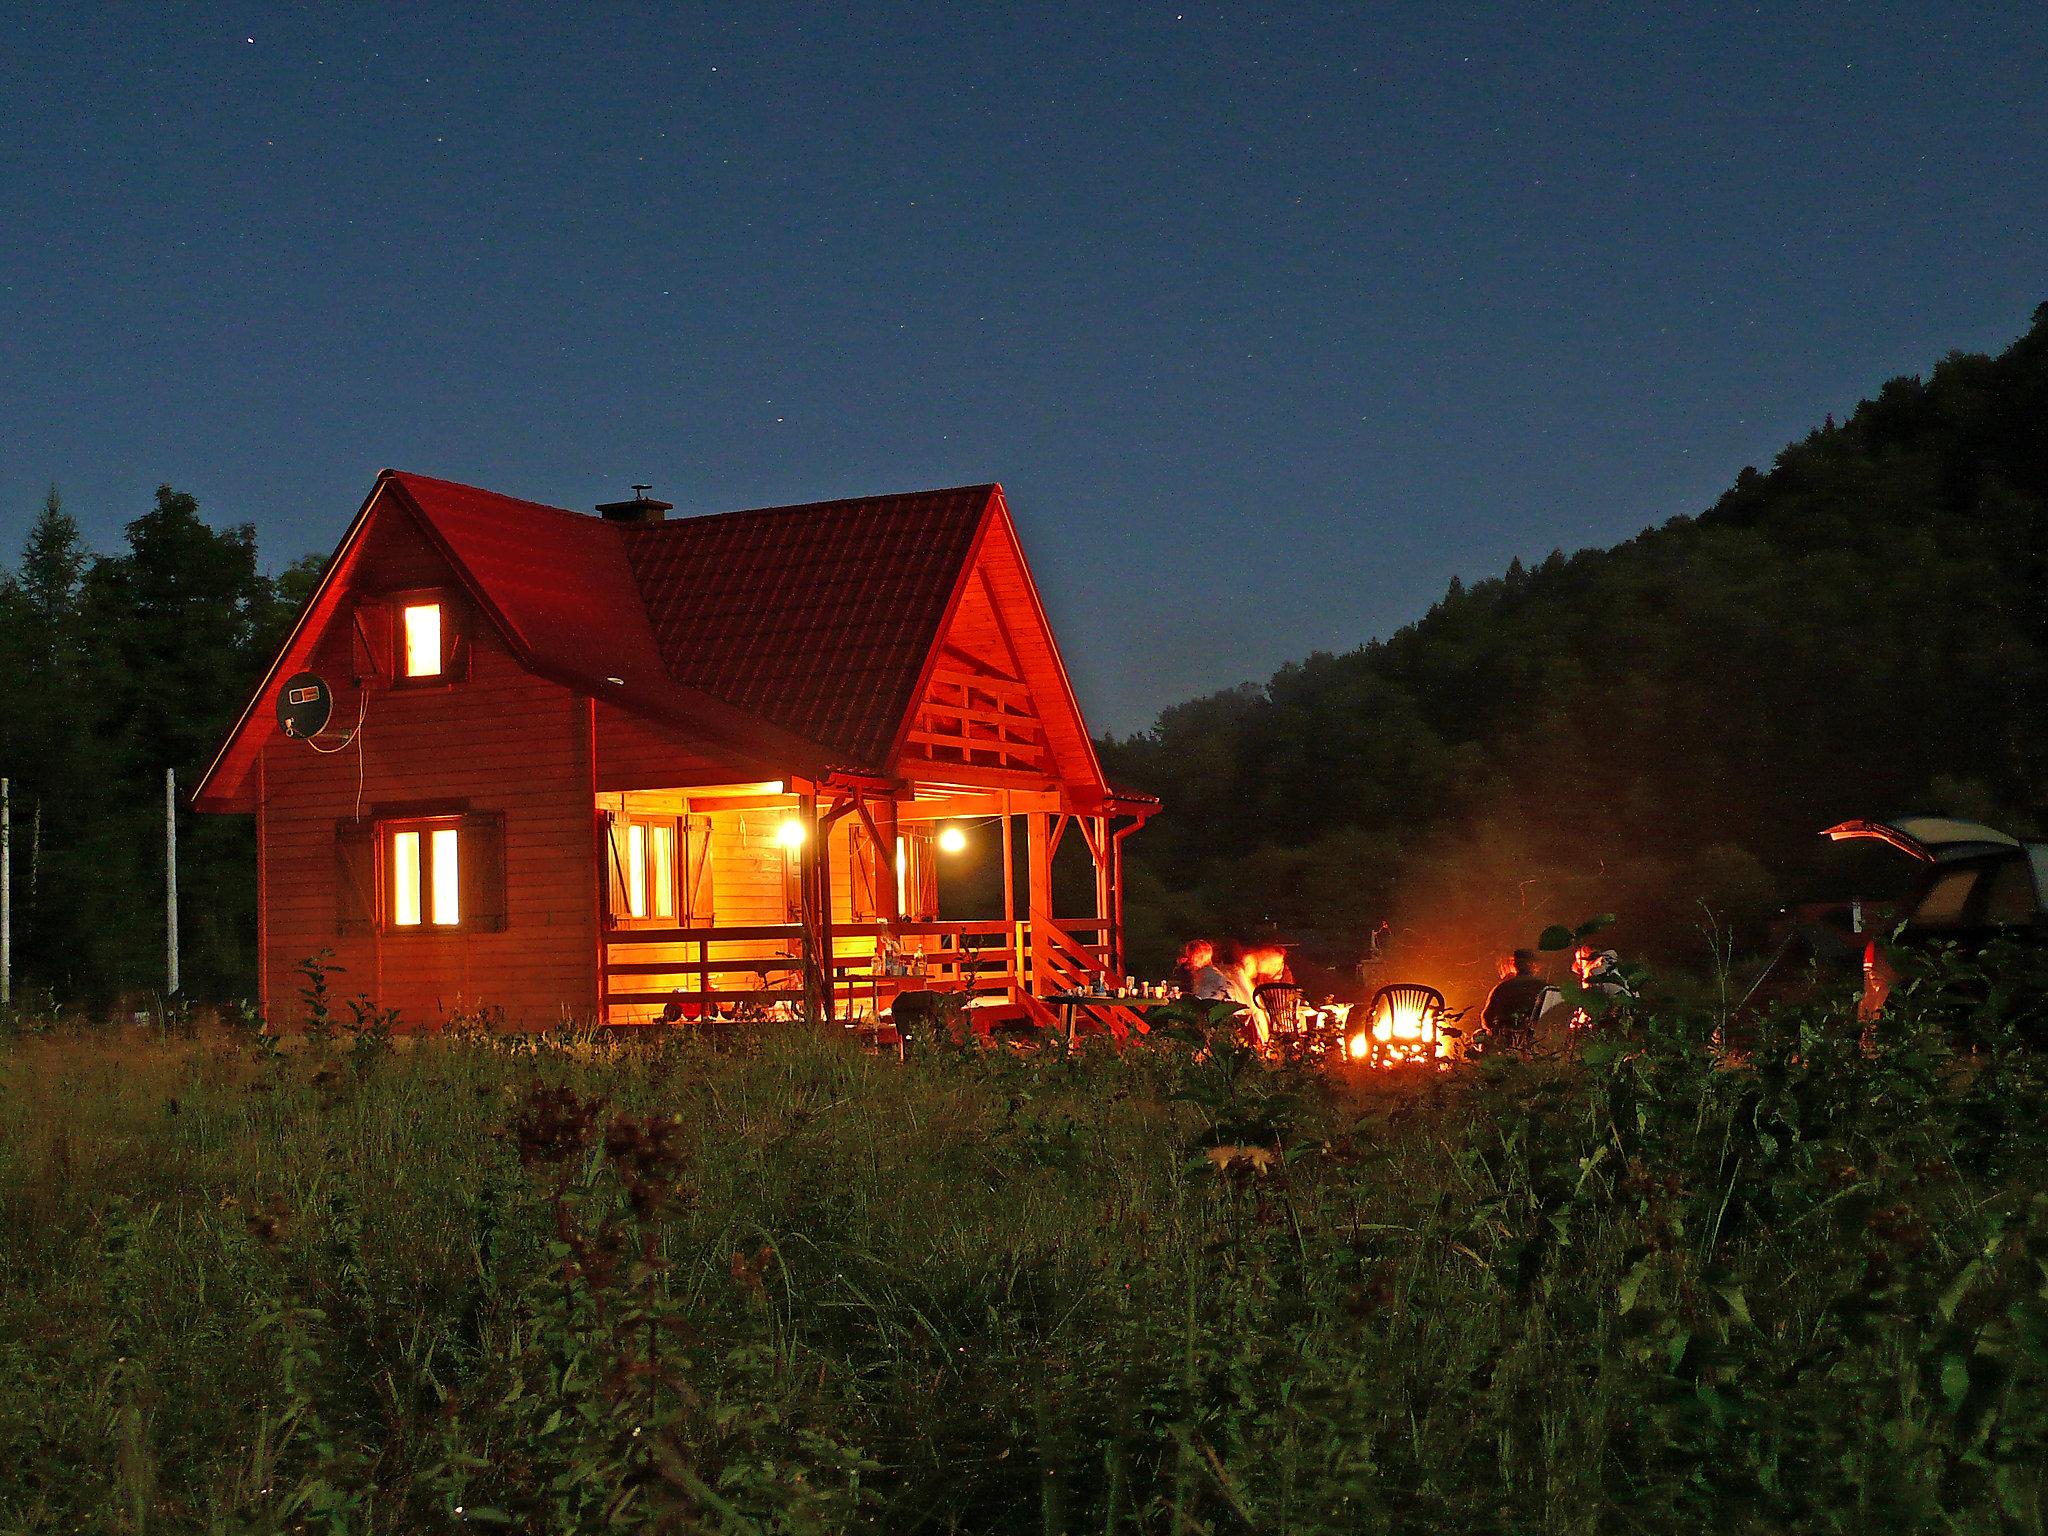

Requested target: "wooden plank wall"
[{"left": 259, "top": 514, "right": 597, "bottom": 1030}]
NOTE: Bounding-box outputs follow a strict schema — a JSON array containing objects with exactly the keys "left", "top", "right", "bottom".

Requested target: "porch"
[{"left": 594, "top": 781, "right": 1144, "bottom": 1030}]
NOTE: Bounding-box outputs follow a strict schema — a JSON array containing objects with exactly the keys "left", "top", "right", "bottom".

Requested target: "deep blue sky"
[{"left": 4, "top": 6, "right": 2044, "bottom": 732}]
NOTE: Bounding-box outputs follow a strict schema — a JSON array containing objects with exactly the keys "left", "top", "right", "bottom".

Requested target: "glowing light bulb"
[
  {"left": 937, "top": 824, "right": 967, "bottom": 854},
  {"left": 776, "top": 817, "right": 807, "bottom": 850}
]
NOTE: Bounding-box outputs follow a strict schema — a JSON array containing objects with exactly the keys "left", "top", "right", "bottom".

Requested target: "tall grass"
[{"left": 0, "top": 949, "right": 2043, "bottom": 1533}]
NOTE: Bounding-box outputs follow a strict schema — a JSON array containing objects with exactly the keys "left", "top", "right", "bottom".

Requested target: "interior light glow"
[
  {"left": 895, "top": 836, "right": 909, "bottom": 914},
  {"left": 936, "top": 824, "right": 968, "bottom": 854},
  {"left": 650, "top": 824, "right": 674, "bottom": 919},
  {"left": 392, "top": 831, "right": 422, "bottom": 926},
  {"left": 430, "top": 827, "right": 460, "bottom": 924},
  {"left": 626, "top": 823, "right": 648, "bottom": 918},
  {"left": 402, "top": 603, "right": 442, "bottom": 678}
]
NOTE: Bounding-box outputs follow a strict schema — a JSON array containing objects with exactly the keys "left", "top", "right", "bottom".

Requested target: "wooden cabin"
[{"left": 194, "top": 471, "right": 1156, "bottom": 1032}]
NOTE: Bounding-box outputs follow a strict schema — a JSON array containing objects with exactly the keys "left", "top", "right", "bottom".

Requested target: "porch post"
[
  {"left": 1001, "top": 793, "right": 1017, "bottom": 1002},
  {"left": 1026, "top": 810, "right": 1055, "bottom": 996}
]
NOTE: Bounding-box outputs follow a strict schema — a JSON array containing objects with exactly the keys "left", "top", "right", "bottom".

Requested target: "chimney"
[{"left": 595, "top": 484, "right": 673, "bottom": 525}]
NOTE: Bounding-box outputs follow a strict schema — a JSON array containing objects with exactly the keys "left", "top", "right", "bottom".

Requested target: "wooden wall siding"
[
  {"left": 260, "top": 518, "right": 598, "bottom": 1030},
  {"left": 968, "top": 515, "right": 1102, "bottom": 788},
  {"left": 898, "top": 560, "right": 1055, "bottom": 781}
]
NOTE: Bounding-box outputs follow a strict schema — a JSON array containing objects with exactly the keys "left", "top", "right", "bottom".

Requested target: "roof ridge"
[
  {"left": 625, "top": 482, "right": 1000, "bottom": 534},
  {"left": 383, "top": 469, "right": 603, "bottom": 531}
]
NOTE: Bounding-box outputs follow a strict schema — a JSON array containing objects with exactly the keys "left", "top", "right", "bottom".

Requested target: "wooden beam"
[
  {"left": 929, "top": 668, "right": 1031, "bottom": 700},
  {"left": 891, "top": 760, "right": 1059, "bottom": 793}
]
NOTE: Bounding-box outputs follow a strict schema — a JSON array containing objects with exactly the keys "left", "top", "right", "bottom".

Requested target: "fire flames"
[{"left": 1346, "top": 986, "right": 1444, "bottom": 1066}]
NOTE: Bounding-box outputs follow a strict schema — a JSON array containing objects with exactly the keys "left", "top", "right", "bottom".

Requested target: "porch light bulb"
[
  {"left": 776, "top": 817, "right": 807, "bottom": 850},
  {"left": 937, "top": 825, "right": 967, "bottom": 854}
]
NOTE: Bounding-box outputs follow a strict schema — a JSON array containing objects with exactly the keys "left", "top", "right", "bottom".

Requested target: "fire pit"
[{"left": 1349, "top": 983, "right": 1447, "bottom": 1067}]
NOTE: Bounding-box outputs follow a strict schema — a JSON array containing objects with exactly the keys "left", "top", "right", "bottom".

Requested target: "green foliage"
[
  {"left": 0, "top": 955, "right": 2043, "bottom": 1533},
  {"left": 0, "top": 482, "right": 320, "bottom": 1006},
  {"left": 1101, "top": 306, "right": 2048, "bottom": 984}
]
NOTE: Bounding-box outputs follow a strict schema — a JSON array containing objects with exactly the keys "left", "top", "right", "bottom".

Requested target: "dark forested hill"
[{"left": 1101, "top": 306, "right": 2048, "bottom": 996}]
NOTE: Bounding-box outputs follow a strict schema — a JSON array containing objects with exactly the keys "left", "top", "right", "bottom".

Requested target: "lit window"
[
  {"left": 649, "top": 824, "right": 675, "bottom": 919},
  {"left": 389, "top": 821, "right": 460, "bottom": 928},
  {"left": 392, "top": 831, "right": 422, "bottom": 926},
  {"left": 626, "top": 822, "right": 648, "bottom": 918},
  {"left": 430, "top": 827, "right": 460, "bottom": 925},
  {"left": 402, "top": 603, "right": 442, "bottom": 678}
]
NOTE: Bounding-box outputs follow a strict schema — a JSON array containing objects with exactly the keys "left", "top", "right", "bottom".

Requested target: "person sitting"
[
  {"left": 1170, "top": 938, "right": 1214, "bottom": 998},
  {"left": 1249, "top": 942, "right": 1302, "bottom": 1038},
  {"left": 1480, "top": 949, "right": 1558, "bottom": 1052},
  {"left": 1572, "top": 945, "right": 1634, "bottom": 1001},
  {"left": 1193, "top": 939, "right": 1269, "bottom": 1045}
]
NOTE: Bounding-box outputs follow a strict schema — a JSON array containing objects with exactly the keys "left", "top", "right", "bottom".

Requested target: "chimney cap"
[{"left": 595, "top": 485, "right": 674, "bottom": 523}]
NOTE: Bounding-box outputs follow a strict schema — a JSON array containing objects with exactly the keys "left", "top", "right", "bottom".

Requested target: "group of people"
[
  {"left": 1479, "top": 943, "right": 1632, "bottom": 1050},
  {"left": 1172, "top": 937, "right": 1293, "bottom": 1047},
  {"left": 1163, "top": 933, "right": 1633, "bottom": 1056}
]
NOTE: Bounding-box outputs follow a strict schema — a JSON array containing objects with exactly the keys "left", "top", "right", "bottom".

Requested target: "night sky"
[{"left": 4, "top": 6, "right": 2044, "bottom": 732}]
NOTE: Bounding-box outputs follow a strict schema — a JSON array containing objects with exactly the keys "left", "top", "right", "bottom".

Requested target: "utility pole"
[
  {"left": 165, "top": 768, "right": 180, "bottom": 998},
  {"left": 2, "top": 778, "right": 11, "bottom": 1012}
]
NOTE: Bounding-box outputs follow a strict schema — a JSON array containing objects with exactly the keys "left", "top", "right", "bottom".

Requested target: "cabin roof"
[
  {"left": 615, "top": 485, "right": 996, "bottom": 770},
  {"left": 195, "top": 469, "right": 1113, "bottom": 809}
]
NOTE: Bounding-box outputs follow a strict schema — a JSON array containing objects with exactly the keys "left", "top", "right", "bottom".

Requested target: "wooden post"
[
  {"left": 1001, "top": 792, "right": 1016, "bottom": 1001},
  {"left": 1026, "top": 811, "right": 1055, "bottom": 996},
  {"left": 165, "top": 769, "right": 180, "bottom": 998}
]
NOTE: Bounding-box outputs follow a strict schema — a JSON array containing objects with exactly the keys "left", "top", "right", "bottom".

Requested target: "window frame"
[
  {"left": 381, "top": 587, "right": 467, "bottom": 689},
  {"left": 383, "top": 814, "right": 464, "bottom": 932},
  {"left": 609, "top": 813, "right": 682, "bottom": 928}
]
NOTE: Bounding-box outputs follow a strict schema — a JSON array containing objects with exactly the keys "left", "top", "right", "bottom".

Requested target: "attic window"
[{"left": 402, "top": 603, "right": 443, "bottom": 679}]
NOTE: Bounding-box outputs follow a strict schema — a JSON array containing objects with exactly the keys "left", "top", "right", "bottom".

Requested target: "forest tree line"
[
  {"left": 0, "top": 488, "right": 320, "bottom": 1005},
  {"left": 1100, "top": 304, "right": 2048, "bottom": 998},
  {"left": 4, "top": 306, "right": 2045, "bottom": 1007}
]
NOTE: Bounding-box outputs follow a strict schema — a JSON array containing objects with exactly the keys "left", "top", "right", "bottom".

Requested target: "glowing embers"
[
  {"left": 401, "top": 602, "right": 443, "bottom": 678},
  {"left": 1350, "top": 983, "right": 1446, "bottom": 1066}
]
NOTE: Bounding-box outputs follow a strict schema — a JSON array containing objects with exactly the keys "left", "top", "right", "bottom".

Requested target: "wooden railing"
[{"left": 601, "top": 916, "right": 1116, "bottom": 1023}]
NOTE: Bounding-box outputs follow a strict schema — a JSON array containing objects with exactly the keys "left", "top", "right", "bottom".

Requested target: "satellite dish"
[{"left": 277, "top": 671, "right": 334, "bottom": 739}]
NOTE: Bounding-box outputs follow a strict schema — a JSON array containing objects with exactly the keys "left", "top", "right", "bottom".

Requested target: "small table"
[{"left": 1040, "top": 991, "right": 1177, "bottom": 1046}]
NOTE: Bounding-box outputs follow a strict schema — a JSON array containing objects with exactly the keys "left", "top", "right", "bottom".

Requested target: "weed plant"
[{"left": 0, "top": 945, "right": 2043, "bottom": 1533}]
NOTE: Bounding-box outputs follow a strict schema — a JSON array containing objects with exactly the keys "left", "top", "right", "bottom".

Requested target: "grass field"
[{"left": 1, "top": 960, "right": 2044, "bottom": 1534}]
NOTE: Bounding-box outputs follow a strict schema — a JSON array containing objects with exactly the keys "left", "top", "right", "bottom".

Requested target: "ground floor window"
[
  {"left": 336, "top": 810, "right": 507, "bottom": 935},
  {"left": 389, "top": 821, "right": 461, "bottom": 927}
]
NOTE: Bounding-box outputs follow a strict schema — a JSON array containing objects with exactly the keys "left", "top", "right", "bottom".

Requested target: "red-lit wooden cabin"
[{"left": 194, "top": 471, "right": 1155, "bottom": 1031}]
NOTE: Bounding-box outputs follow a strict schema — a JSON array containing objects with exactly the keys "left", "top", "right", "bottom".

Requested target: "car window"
[
  {"left": 1979, "top": 857, "right": 2038, "bottom": 925},
  {"left": 1911, "top": 866, "right": 1980, "bottom": 927}
]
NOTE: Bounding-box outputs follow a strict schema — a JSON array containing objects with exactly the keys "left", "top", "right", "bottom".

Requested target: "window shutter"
[
  {"left": 682, "top": 814, "right": 715, "bottom": 925},
  {"left": 906, "top": 826, "right": 939, "bottom": 921},
  {"left": 461, "top": 811, "right": 508, "bottom": 932},
  {"left": 351, "top": 604, "right": 392, "bottom": 685},
  {"left": 602, "top": 810, "right": 628, "bottom": 926},
  {"left": 849, "top": 825, "right": 880, "bottom": 921},
  {"left": 336, "top": 819, "right": 376, "bottom": 934}
]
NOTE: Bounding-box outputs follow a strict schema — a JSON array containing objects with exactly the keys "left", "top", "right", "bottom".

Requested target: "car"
[{"left": 1821, "top": 817, "right": 2048, "bottom": 1017}]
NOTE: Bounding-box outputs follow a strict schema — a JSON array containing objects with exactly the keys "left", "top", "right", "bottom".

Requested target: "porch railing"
[{"left": 600, "top": 917, "right": 1115, "bottom": 1022}]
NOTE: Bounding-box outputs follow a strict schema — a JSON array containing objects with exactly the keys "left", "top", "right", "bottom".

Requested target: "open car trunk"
[{"left": 1823, "top": 816, "right": 2046, "bottom": 942}]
